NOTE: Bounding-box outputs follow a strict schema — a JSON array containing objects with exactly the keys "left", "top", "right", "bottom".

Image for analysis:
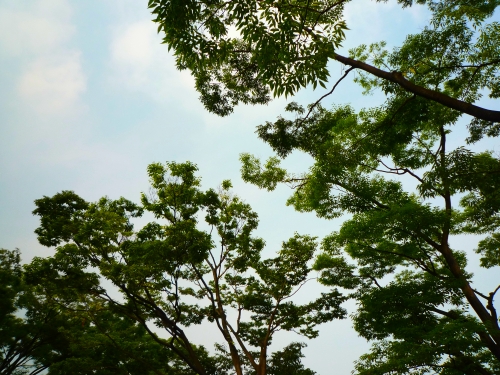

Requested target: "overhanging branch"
[{"left": 333, "top": 53, "right": 500, "bottom": 123}]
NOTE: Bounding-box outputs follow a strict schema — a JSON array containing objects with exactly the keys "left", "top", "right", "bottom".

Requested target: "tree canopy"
[
  {"left": 25, "top": 162, "right": 346, "bottom": 375},
  {"left": 3, "top": 1, "right": 500, "bottom": 374},
  {"left": 148, "top": 0, "right": 500, "bottom": 123},
  {"left": 0, "top": 248, "right": 194, "bottom": 375},
  {"left": 145, "top": 1, "right": 500, "bottom": 372},
  {"left": 240, "top": 93, "right": 500, "bottom": 372}
]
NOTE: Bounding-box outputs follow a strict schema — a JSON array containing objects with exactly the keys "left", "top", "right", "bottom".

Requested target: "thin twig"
[{"left": 300, "top": 66, "right": 355, "bottom": 126}]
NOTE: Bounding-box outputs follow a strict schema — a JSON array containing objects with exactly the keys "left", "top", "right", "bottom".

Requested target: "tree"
[
  {"left": 239, "top": 47, "right": 500, "bottom": 375},
  {"left": 266, "top": 342, "right": 316, "bottom": 375},
  {"left": 27, "top": 162, "right": 346, "bottom": 375},
  {"left": 0, "top": 248, "right": 68, "bottom": 375},
  {"left": 144, "top": 0, "right": 500, "bottom": 372},
  {"left": 148, "top": 0, "right": 500, "bottom": 123},
  {"left": 0, "top": 248, "right": 186, "bottom": 375}
]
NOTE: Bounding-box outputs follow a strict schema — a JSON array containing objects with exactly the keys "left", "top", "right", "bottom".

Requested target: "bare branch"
[{"left": 300, "top": 66, "right": 355, "bottom": 125}]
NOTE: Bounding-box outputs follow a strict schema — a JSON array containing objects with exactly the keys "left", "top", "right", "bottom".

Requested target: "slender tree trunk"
[
  {"left": 212, "top": 269, "right": 245, "bottom": 375},
  {"left": 257, "top": 345, "right": 268, "bottom": 375},
  {"left": 436, "top": 126, "right": 500, "bottom": 361}
]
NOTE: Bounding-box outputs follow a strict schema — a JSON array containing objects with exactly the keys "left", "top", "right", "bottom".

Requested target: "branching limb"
[
  {"left": 300, "top": 66, "right": 355, "bottom": 125},
  {"left": 365, "top": 274, "right": 382, "bottom": 289},
  {"left": 487, "top": 285, "right": 500, "bottom": 330},
  {"left": 282, "top": 277, "right": 316, "bottom": 301},
  {"left": 332, "top": 53, "right": 500, "bottom": 122},
  {"left": 226, "top": 322, "right": 259, "bottom": 371}
]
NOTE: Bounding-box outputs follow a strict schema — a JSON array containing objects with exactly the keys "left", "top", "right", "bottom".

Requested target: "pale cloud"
[
  {"left": 0, "top": 0, "right": 86, "bottom": 117},
  {"left": 108, "top": 16, "right": 290, "bottom": 130},
  {"left": 17, "top": 51, "right": 86, "bottom": 115},
  {"left": 112, "top": 22, "right": 154, "bottom": 67},
  {"left": 342, "top": 0, "right": 398, "bottom": 46},
  {"left": 405, "top": 2, "right": 431, "bottom": 26},
  {"left": 342, "top": 0, "right": 430, "bottom": 50},
  {"left": 0, "top": 0, "right": 74, "bottom": 57},
  {"left": 110, "top": 21, "right": 156, "bottom": 87},
  {"left": 108, "top": 18, "right": 197, "bottom": 104}
]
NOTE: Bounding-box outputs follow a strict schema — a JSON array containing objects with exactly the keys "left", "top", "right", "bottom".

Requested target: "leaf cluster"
[{"left": 148, "top": 0, "right": 348, "bottom": 115}]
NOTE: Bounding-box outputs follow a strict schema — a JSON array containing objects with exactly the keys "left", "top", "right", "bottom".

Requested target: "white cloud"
[
  {"left": 0, "top": 0, "right": 74, "bottom": 57},
  {"left": 0, "top": 0, "right": 86, "bottom": 117},
  {"left": 342, "top": 0, "right": 430, "bottom": 50},
  {"left": 108, "top": 18, "right": 197, "bottom": 104},
  {"left": 111, "top": 22, "right": 154, "bottom": 67},
  {"left": 342, "top": 0, "right": 397, "bottom": 46},
  {"left": 17, "top": 52, "right": 86, "bottom": 115},
  {"left": 110, "top": 21, "right": 156, "bottom": 87}
]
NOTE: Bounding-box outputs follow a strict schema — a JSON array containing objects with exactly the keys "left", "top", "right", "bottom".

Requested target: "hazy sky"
[{"left": 1, "top": 1, "right": 497, "bottom": 373}]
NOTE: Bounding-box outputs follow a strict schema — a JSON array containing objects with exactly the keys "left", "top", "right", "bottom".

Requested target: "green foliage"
[
  {"left": 33, "top": 191, "right": 89, "bottom": 247},
  {"left": 241, "top": 93, "right": 500, "bottom": 370},
  {"left": 240, "top": 154, "right": 287, "bottom": 191},
  {"left": 41, "top": 308, "right": 187, "bottom": 375},
  {"left": 148, "top": 0, "right": 348, "bottom": 115},
  {"left": 149, "top": 0, "right": 499, "bottom": 125},
  {"left": 0, "top": 248, "right": 185, "bottom": 375},
  {"left": 237, "top": 2, "right": 500, "bottom": 373},
  {"left": 28, "top": 161, "right": 347, "bottom": 375},
  {"left": 476, "top": 233, "right": 500, "bottom": 269},
  {"left": 9, "top": 1, "right": 500, "bottom": 374},
  {"left": 0, "top": 248, "right": 70, "bottom": 375},
  {"left": 267, "top": 343, "right": 316, "bottom": 375},
  {"left": 349, "top": 10, "right": 500, "bottom": 131}
]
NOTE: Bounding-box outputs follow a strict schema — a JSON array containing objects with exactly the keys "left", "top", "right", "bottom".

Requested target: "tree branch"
[
  {"left": 487, "top": 285, "right": 500, "bottom": 330},
  {"left": 300, "top": 66, "right": 355, "bottom": 125},
  {"left": 333, "top": 53, "right": 500, "bottom": 122}
]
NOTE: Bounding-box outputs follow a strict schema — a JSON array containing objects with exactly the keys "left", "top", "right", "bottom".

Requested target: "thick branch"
[
  {"left": 333, "top": 53, "right": 500, "bottom": 122},
  {"left": 226, "top": 322, "right": 259, "bottom": 370},
  {"left": 487, "top": 285, "right": 500, "bottom": 330},
  {"left": 211, "top": 268, "right": 245, "bottom": 375}
]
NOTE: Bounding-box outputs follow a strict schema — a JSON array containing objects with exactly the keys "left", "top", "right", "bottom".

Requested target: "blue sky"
[
  {"left": 0, "top": 0, "right": 431, "bottom": 258},
  {"left": 1, "top": 0, "right": 497, "bottom": 373}
]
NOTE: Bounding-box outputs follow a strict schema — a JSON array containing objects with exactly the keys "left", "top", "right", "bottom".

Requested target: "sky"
[{"left": 0, "top": 0, "right": 498, "bottom": 374}]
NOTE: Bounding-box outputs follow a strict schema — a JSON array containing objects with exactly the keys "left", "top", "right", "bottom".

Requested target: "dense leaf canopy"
[
  {"left": 149, "top": 0, "right": 500, "bottom": 123},
  {"left": 4, "top": 1, "right": 500, "bottom": 374},
  {"left": 236, "top": 1, "right": 500, "bottom": 370},
  {"left": 26, "top": 162, "right": 345, "bottom": 375}
]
